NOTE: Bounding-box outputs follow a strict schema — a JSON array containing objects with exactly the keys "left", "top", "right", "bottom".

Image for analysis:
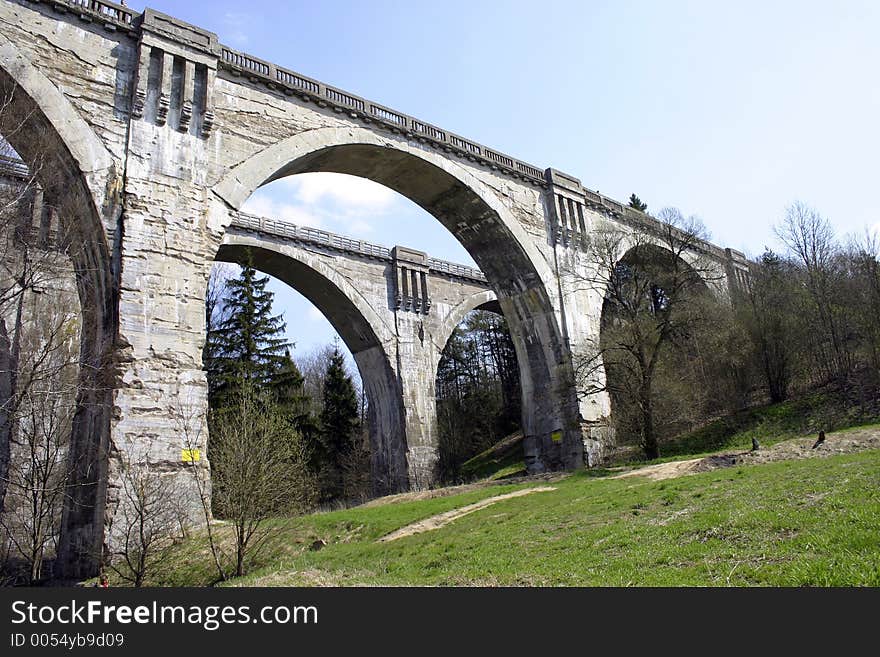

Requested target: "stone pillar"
[
  {"left": 178, "top": 60, "right": 196, "bottom": 133},
  {"left": 155, "top": 50, "right": 173, "bottom": 126},
  {"left": 390, "top": 246, "right": 439, "bottom": 488},
  {"left": 394, "top": 314, "right": 441, "bottom": 490},
  {"left": 130, "top": 42, "right": 152, "bottom": 120},
  {"left": 539, "top": 169, "right": 616, "bottom": 468},
  {"left": 103, "top": 10, "right": 222, "bottom": 556},
  {"left": 724, "top": 247, "right": 751, "bottom": 297}
]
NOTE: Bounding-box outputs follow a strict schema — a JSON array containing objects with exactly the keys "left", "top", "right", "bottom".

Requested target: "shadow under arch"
[
  {"left": 599, "top": 240, "right": 715, "bottom": 452},
  {"left": 607, "top": 241, "right": 715, "bottom": 305},
  {"left": 215, "top": 238, "right": 409, "bottom": 495},
  {"left": 214, "top": 128, "right": 583, "bottom": 475},
  {"left": 434, "top": 291, "right": 523, "bottom": 482},
  {"left": 0, "top": 38, "right": 121, "bottom": 579}
]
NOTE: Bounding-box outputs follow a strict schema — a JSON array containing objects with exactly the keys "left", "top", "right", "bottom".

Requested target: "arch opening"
[
  {"left": 211, "top": 241, "right": 408, "bottom": 497},
  {"left": 0, "top": 71, "right": 117, "bottom": 581},
  {"left": 216, "top": 132, "right": 584, "bottom": 479},
  {"left": 599, "top": 240, "right": 724, "bottom": 459},
  {"left": 435, "top": 301, "right": 523, "bottom": 484}
]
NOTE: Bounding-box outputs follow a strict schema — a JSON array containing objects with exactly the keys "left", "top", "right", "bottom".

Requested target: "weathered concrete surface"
[{"left": 0, "top": 0, "right": 752, "bottom": 577}]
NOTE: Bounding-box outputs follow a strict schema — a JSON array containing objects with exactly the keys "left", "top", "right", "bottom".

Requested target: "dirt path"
[
  {"left": 377, "top": 487, "right": 556, "bottom": 542},
  {"left": 373, "top": 427, "right": 878, "bottom": 542},
  {"left": 611, "top": 457, "right": 706, "bottom": 481},
  {"left": 611, "top": 426, "right": 880, "bottom": 483}
]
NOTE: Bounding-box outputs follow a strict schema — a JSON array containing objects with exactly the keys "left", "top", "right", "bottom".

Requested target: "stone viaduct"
[{"left": 0, "top": 0, "right": 751, "bottom": 576}]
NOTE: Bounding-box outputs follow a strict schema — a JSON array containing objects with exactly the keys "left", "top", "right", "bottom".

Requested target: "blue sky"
[{"left": 125, "top": 0, "right": 880, "bottom": 361}]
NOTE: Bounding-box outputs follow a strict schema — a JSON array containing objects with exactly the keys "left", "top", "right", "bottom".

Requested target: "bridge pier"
[{"left": 392, "top": 313, "right": 443, "bottom": 491}]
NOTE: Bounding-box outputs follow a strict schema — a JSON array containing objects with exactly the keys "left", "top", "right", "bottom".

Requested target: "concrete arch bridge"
[{"left": 0, "top": 0, "right": 750, "bottom": 576}]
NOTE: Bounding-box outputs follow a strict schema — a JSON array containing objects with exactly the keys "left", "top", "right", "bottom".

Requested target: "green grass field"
[{"left": 149, "top": 443, "right": 880, "bottom": 587}]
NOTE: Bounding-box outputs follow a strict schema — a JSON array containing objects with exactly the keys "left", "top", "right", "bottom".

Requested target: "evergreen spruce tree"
[
  {"left": 628, "top": 193, "right": 648, "bottom": 212},
  {"left": 205, "top": 250, "right": 292, "bottom": 411},
  {"left": 316, "top": 345, "right": 360, "bottom": 500},
  {"left": 272, "top": 349, "right": 317, "bottom": 439}
]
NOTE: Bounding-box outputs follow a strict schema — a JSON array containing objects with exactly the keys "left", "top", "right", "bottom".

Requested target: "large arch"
[
  {"left": 590, "top": 222, "right": 726, "bottom": 305},
  {"left": 0, "top": 34, "right": 121, "bottom": 579},
  {"left": 598, "top": 238, "right": 718, "bottom": 456},
  {"left": 216, "top": 233, "right": 409, "bottom": 494},
  {"left": 214, "top": 128, "right": 583, "bottom": 475}
]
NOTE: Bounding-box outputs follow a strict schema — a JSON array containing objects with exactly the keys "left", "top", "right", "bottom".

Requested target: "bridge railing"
[
  {"left": 427, "top": 258, "right": 487, "bottom": 283},
  {"left": 33, "top": 1, "right": 667, "bottom": 233},
  {"left": 0, "top": 155, "right": 30, "bottom": 180},
  {"left": 233, "top": 211, "right": 392, "bottom": 261},
  {"left": 231, "top": 212, "right": 488, "bottom": 284},
  {"left": 46, "top": 0, "right": 137, "bottom": 29},
  {"left": 31, "top": 0, "right": 734, "bottom": 268},
  {"left": 217, "top": 44, "right": 548, "bottom": 187}
]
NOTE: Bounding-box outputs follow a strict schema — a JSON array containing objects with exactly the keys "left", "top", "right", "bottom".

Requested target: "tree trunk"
[
  {"left": 640, "top": 382, "right": 659, "bottom": 460},
  {"left": 0, "top": 319, "right": 13, "bottom": 515}
]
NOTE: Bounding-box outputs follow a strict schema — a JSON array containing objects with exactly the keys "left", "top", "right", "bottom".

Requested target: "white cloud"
[
  {"left": 279, "top": 173, "right": 397, "bottom": 212},
  {"left": 307, "top": 306, "right": 325, "bottom": 322},
  {"left": 241, "top": 195, "right": 323, "bottom": 229}
]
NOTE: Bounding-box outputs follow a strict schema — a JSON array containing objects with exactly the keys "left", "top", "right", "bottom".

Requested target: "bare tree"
[
  {"left": 295, "top": 343, "right": 339, "bottom": 414},
  {"left": 210, "top": 383, "right": 315, "bottom": 577},
  {"left": 738, "top": 249, "right": 805, "bottom": 403},
  {"left": 0, "top": 290, "right": 78, "bottom": 583},
  {"left": 0, "top": 85, "right": 89, "bottom": 520},
  {"left": 776, "top": 202, "right": 854, "bottom": 381},
  {"left": 173, "top": 393, "right": 228, "bottom": 583},
  {"left": 569, "top": 208, "right": 719, "bottom": 459},
  {"left": 844, "top": 230, "right": 880, "bottom": 373},
  {"left": 107, "top": 439, "right": 186, "bottom": 587}
]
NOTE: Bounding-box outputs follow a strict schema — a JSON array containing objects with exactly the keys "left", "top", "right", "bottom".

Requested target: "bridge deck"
[{"left": 230, "top": 212, "right": 489, "bottom": 286}]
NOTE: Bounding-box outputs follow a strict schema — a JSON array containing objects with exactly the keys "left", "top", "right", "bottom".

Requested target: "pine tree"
[
  {"left": 628, "top": 193, "right": 648, "bottom": 212},
  {"left": 272, "top": 349, "right": 317, "bottom": 439},
  {"left": 316, "top": 346, "right": 360, "bottom": 500},
  {"left": 205, "top": 250, "right": 291, "bottom": 411}
]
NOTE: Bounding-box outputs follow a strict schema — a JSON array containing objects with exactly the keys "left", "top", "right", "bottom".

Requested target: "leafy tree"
[{"left": 271, "top": 349, "right": 317, "bottom": 439}]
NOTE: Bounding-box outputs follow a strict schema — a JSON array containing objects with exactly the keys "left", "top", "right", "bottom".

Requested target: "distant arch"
[
  {"left": 216, "top": 232, "right": 409, "bottom": 494},
  {"left": 434, "top": 289, "right": 499, "bottom": 357}
]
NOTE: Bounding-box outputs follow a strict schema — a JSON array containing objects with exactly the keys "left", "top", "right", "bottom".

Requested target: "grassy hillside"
[
  {"left": 145, "top": 436, "right": 880, "bottom": 587},
  {"left": 458, "top": 431, "right": 525, "bottom": 481},
  {"left": 622, "top": 390, "right": 880, "bottom": 464}
]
